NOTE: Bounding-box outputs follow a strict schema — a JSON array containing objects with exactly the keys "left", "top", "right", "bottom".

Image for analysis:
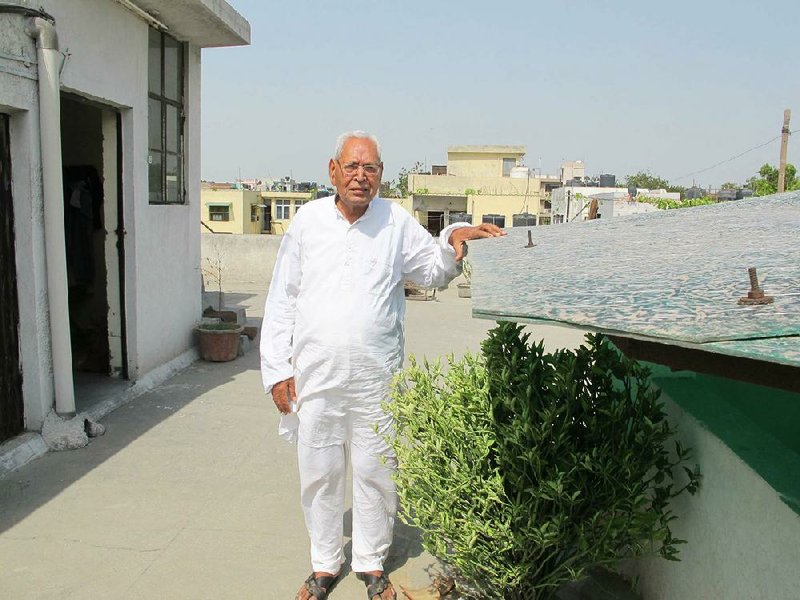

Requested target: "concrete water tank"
[
  {"left": 449, "top": 212, "right": 472, "bottom": 225},
  {"left": 598, "top": 174, "right": 616, "bottom": 187},
  {"left": 512, "top": 213, "right": 537, "bottom": 227}
]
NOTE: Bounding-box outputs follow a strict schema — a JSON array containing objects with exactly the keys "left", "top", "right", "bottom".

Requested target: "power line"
[{"left": 671, "top": 129, "right": 799, "bottom": 183}]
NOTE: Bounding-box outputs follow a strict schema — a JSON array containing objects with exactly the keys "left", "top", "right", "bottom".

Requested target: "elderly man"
[{"left": 261, "top": 131, "right": 504, "bottom": 600}]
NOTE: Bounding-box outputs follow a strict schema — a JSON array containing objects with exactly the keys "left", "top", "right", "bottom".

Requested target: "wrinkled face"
[{"left": 329, "top": 137, "right": 383, "bottom": 213}]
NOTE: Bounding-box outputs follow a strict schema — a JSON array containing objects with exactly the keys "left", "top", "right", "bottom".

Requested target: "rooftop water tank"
[
  {"left": 449, "top": 212, "right": 472, "bottom": 225},
  {"left": 512, "top": 213, "right": 537, "bottom": 227},
  {"left": 598, "top": 174, "right": 616, "bottom": 187},
  {"left": 482, "top": 214, "right": 506, "bottom": 227}
]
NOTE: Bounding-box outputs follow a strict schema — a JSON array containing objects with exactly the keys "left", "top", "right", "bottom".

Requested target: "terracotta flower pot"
[{"left": 197, "top": 324, "right": 244, "bottom": 362}]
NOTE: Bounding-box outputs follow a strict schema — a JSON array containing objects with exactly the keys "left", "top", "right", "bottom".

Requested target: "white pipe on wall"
[
  {"left": 26, "top": 17, "right": 76, "bottom": 417},
  {"left": 111, "top": 0, "right": 169, "bottom": 31}
]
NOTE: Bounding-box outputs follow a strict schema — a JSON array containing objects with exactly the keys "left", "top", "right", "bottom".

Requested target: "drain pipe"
[{"left": 26, "top": 17, "right": 76, "bottom": 418}]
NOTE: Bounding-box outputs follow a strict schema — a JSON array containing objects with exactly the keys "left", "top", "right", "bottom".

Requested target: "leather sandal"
[
  {"left": 356, "top": 572, "right": 396, "bottom": 600},
  {"left": 296, "top": 572, "right": 339, "bottom": 600}
]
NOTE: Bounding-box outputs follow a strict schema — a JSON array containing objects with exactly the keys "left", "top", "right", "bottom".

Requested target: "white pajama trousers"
[{"left": 298, "top": 439, "right": 398, "bottom": 574}]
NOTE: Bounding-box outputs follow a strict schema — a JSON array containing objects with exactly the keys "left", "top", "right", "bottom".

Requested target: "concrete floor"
[{"left": 0, "top": 280, "right": 587, "bottom": 599}]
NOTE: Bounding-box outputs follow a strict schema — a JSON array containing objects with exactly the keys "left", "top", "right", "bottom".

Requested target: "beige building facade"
[
  {"left": 200, "top": 188, "right": 315, "bottom": 235},
  {"left": 201, "top": 189, "right": 262, "bottom": 234},
  {"left": 261, "top": 190, "right": 315, "bottom": 234},
  {"left": 406, "top": 145, "right": 560, "bottom": 234}
]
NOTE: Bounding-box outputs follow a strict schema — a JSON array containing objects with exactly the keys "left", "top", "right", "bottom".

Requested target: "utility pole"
[
  {"left": 777, "top": 109, "right": 791, "bottom": 193},
  {"left": 566, "top": 189, "right": 572, "bottom": 223}
]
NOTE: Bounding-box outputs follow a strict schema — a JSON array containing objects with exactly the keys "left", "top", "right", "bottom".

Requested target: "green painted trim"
[{"left": 650, "top": 370, "right": 800, "bottom": 515}]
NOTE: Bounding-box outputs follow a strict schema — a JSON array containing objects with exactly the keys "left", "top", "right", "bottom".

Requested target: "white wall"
[
  {"left": 552, "top": 187, "right": 672, "bottom": 222},
  {"left": 1, "top": 12, "right": 54, "bottom": 430},
  {"left": 201, "top": 233, "right": 283, "bottom": 290},
  {"left": 624, "top": 394, "right": 800, "bottom": 598},
  {"left": 0, "top": 0, "right": 209, "bottom": 427},
  {"left": 41, "top": 0, "right": 204, "bottom": 377}
]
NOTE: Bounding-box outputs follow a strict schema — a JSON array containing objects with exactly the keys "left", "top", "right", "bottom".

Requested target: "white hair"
[{"left": 334, "top": 130, "right": 381, "bottom": 161}]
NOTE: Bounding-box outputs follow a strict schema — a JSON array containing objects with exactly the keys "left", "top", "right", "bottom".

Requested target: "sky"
[{"left": 201, "top": 0, "right": 799, "bottom": 189}]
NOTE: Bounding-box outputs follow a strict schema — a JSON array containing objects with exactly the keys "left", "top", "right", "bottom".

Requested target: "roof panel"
[{"left": 469, "top": 192, "right": 800, "bottom": 355}]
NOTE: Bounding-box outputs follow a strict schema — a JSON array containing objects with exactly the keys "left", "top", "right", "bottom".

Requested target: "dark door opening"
[
  {"left": 427, "top": 211, "right": 444, "bottom": 237},
  {"left": 262, "top": 204, "right": 271, "bottom": 233},
  {"left": 0, "top": 113, "right": 24, "bottom": 442},
  {"left": 61, "top": 94, "right": 126, "bottom": 387}
]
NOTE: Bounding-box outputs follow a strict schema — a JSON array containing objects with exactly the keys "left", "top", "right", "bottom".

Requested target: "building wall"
[
  {"left": 201, "top": 233, "right": 283, "bottom": 290},
  {"left": 409, "top": 173, "right": 540, "bottom": 197},
  {"left": 0, "top": 12, "right": 51, "bottom": 430},
  {"left": 598, "top": 199, "right": 660, "bottom": 219},
  {"left": 408, "top": 173, "right": 545, "bottom": 228},
  {"left": 262, "top": 190, "right": 315, "bottom": 234},
  {"left": 624, "top": 378, "right": 800, "bottom": 599},
  {"left": 447, "top": 148, "right": 525, "bottom": 178},
  {"left": 560, "top": 160, "right": 585, "bottom": 183},
  {"left": 201, "top": 189, "right": 261, "bottom": 234},
  {"left": 470, "top": 194, "right": 540, "bottom": 227},
  {"left": 0, "top": 0, "right": 217, "bottom": 426}
]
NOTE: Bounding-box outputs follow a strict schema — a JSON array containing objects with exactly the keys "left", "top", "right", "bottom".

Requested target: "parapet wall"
[{"left": 201, "top": 233, "right": 283, "bottom": 290}]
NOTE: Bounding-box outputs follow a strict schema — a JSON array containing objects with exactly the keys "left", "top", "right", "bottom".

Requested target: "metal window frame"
[
  {"left": 148, "top": 29, "right": 186, "bottom": 205},
  {"left": 275, "top": 199, "right": 291, "bottom": 220},
  {"left": 208, "top": 205, "right": 230, "bottom": 221}
]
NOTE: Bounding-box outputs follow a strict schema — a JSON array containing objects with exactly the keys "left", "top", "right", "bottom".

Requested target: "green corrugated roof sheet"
[{"left": 469, "top": 191, "right": 800, "bottom": 368}]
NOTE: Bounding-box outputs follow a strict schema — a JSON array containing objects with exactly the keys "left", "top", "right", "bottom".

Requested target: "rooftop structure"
[
  {"left": 469, "top": 192, "right": 799, "bottom": 372},
  {"left": 467, "top": 191, "right": 800, "bottom": 598}
]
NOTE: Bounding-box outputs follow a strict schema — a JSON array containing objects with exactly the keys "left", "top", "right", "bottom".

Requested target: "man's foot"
[
  {"left": 356, "top": 571, "right": 396, "bottom": 600},
  {"left": 296, "top": 571, "right": 339, "bottom": 600}
]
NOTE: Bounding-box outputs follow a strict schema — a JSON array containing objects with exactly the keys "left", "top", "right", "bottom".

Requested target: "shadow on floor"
[{"left": 0, "top": 351, "right": 260, "bottom": 535}]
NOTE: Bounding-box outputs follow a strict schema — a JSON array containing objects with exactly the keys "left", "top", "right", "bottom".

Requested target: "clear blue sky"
[{"left": 201, "top": 0, "right": 798, "bottom": 189}]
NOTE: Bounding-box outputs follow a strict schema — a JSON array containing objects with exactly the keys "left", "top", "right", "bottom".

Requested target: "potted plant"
[
  {"left": 457, "top": 258, "right": 472, "bottom": 298},
  {"left": 198, "top": 236, "right": 242, "bottom": 362},
  {"left": 387, "top": 322, "right": 700, "bottom": 599}
]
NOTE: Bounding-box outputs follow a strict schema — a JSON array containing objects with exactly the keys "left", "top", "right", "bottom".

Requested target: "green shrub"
[{"left": 387, "top": 322, "right": 699, "bottom": 599}]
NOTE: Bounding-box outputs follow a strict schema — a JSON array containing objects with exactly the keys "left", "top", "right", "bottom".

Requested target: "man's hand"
[
  {"left": 271, "top": 376, "right": 296, "bottom": 415},
  {"left": 448, "top": 223, "right": 506, "bottom": 261}
]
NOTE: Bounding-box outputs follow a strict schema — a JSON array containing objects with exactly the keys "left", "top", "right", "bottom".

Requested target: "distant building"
[
  {"left": 685, "top": 186, "right": 707, "bottom": 199},
  {"left": 201, "top": 189, "right": 263, "bottom": 234},
  {"left": 200, "top": 188, "right": 316, "bottom": 235},
  {"left": 551, "top": 187, "right": 679, "bottom": 223},
  {"left": 406, "top": 145, "right": 561, "bottom": 234},
  {"left": 561, "top": 160, "right": 585, "bottom": 184}
]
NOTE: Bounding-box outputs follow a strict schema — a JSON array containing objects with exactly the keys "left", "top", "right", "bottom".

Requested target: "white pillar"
[{"left": 27, "top": 17, "right": 76, "bottom": 417}]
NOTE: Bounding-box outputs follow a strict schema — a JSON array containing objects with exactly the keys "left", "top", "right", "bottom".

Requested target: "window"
[
  {"left": 148, "top": 28, "right": 185, "bottom": 204},
  {"left": 209, "top": 205, "right": 230, "bottom": 221},
  {"left": 294, "top": 199, "right": 308, "bottom": 214},
  {"left": 502, "top": 158, "right": 516, "bottom": 177},
  {"left": 275, "top": 199, "right": 291, "bottom": 220},
  {"left": 250, "top": 205, "right": 260, "bottom": 222}
]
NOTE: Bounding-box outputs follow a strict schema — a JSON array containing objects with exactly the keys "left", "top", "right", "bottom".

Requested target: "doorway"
[
  {"left": 427, "top": 211, "right": 444, "bottom": 237},
  {"left": 60, "top": 94, "right": 127, "bottom": 404},
  {"left": 0, "top": 113, "right": 24, "bottom": 443},
  {"left": 261, "top": 203, "right": 272, "bottom": 233}
]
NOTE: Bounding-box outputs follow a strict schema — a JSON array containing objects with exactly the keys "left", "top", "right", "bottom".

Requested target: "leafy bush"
[
  {"left": 387, "top": 322, "right": 699, "bottom": 599},
  {"left": 636, "top": 196, "right": 717, "bottom": 210}
]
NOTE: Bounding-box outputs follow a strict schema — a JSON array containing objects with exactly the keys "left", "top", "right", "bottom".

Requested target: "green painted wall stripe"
[{"left": 649, "top": 369, "right": 800, "bottom": 515}]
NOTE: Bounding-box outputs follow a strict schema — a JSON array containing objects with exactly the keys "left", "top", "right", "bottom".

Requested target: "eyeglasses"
[{"left": 337, "top": 161, "right": 382, "bottom": 176}]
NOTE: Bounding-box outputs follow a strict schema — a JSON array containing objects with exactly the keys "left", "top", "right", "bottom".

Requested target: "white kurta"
[{"left": 260, "top": 196, "right": 465, "bottom": 452}]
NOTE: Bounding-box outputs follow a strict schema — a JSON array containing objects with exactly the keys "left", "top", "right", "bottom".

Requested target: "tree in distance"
[
  {"left": 624, "top": 171, "right": 685, "bottom": 195},
  {"left": 745, "top": 163, "right": 799, "bottom": 196}
]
